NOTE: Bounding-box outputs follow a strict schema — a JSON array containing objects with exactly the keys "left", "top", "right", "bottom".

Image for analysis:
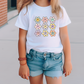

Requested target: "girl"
[{"left": 15, "top": 0, "right": 72, "bottom": 84}]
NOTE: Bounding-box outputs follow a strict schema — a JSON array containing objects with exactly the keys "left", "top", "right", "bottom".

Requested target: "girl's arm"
[
  {"left": 18, "top": 28, "right": 30, "bottom": 80},
  {"left": 18, "top": 28, "right": 27, "bottom": 65},
  {"left": 59, "top": 26, "right": 71, "bottom": 61},
  {"left": 59, "top": 26, "right": 72, "bottom": 77}
]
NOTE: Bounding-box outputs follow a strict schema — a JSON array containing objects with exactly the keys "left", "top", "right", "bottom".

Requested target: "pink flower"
[
  {"left": 42, "top": 17, "right": 48, "bottom": 23},
  {"left": 34, "top": 30, "right": 41, "bottom": 36},
  {"left": 35, "top": 23, "right": 41, "bottom": 30}
]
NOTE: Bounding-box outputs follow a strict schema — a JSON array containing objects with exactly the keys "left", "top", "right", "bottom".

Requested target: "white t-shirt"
[{"left": 15, "top": 2, "right": 71, "bottom": 54}]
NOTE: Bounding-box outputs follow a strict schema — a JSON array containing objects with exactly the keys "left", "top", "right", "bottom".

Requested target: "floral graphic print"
[
  {"left": 42, "top": 17, "right": 48, "bottom": 23},
  {"left": 34, "top": 17, "right": 41, "bottom": 23},
  {"left": 49, "top": 23, "right": 56, "bottom": 29},
  {"left": 34, "top": 30, "right": 41, "bottom": 36},
  {"left": 34, "top": 16, "right": 57, "bottom": 37},
  {"left": 42, "top": 30, "right": 49, "bottom": 37},
  {"left": 49, "top": 16, "right": 56, "bottom": 23},
  {"left": 35, "top": 23, "right": 41, "bottom": 30},
  {"left": 49, "top": 30, "right": 56, "bottom": 37},
  {"left": 42, "top": 23, "right": 48, "bottom": 30}
]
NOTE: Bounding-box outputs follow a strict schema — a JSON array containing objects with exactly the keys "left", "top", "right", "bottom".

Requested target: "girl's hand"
[
  {"left": 63, "top": 61, "right": 72, "bottom": 77},
  {"left": 19, "top": 64, "right": 30, "bottom": 80}
]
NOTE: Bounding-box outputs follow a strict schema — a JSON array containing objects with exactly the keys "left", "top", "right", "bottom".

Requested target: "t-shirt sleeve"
[
  {"left": 15, "top": 7, "right": 29, "bottom": 30},
  {"left": 59, "top": 6, "right": 71, "bottom": 28}
]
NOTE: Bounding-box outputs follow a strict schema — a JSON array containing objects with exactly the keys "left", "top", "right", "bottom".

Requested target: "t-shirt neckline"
[{"left": 32, "top": 1, "right": 51, "bottom": 10}]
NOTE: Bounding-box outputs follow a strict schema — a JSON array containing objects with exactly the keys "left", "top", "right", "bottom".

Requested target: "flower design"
[
  {"left": 35, "top": 23, "right": 41, "bottom": 30},
  {"left": 49, "top": 30, "right": 56, "bottom": 37},
  {"left": 49, "top": 23, "right": 56, "bottom": 29},
  {"left": 34, "top": 17, "right": 41, "bottom": 23},
  {"left": 42, "top": 23, "right": 48, "bottom": 30},
  {"left": 34, "top": 30, "right": 41, "bottom": 36},
  {"left": 49, "top": 16, "right": 56, "bottom": 23},
  {"left": 42, "top": 17, "right": 48, "bottom": 23},
  {"left": 42, "top": 30, "right": 49, "bottom": 37}
]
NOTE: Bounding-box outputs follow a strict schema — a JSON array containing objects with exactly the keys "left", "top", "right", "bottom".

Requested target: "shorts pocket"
[
  {"left": 26, "top": 53, "right": 34, "bottom": 61},
  {"left": 33, "top": 55, "right": 43, "bottom": 61},
  {"left": 53, "top": 56, "right": 62, "bottom": 61},
  {"left": 51, "top": 53, "right": 62, "bottom": 61}
]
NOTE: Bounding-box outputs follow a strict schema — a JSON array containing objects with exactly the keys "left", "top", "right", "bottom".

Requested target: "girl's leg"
[
  {"left": 29, "top": 74, "right": 43, "bottom": 84},
  {"left": 45, "top": 76, "right": 62, "bottom": 84}
]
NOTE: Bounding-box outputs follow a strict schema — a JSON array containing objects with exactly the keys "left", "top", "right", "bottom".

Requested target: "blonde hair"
[{"left": 17, "top": 0, "right": 63, "bottom": 19}]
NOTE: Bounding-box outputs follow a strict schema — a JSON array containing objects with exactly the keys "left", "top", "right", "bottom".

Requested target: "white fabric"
[
  {"left": 15, "top": 7, "right": 29, "bottom": 30},
  {"left": 15, "top": 2, "right": 71, "bottom": 53}
]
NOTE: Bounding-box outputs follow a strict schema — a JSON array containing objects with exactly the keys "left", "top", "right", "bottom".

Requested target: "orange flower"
[{"left": 49, "top": 30, "right": 56, "bottom": 37}]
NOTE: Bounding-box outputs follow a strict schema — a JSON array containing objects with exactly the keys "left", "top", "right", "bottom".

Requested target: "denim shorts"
[{"left": 26, "top": 49, "right": 63, "bottom": 79}]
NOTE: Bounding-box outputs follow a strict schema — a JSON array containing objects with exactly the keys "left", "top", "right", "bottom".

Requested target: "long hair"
[{"left": 17, "top": 0, "right": 63, "bottom": 19}]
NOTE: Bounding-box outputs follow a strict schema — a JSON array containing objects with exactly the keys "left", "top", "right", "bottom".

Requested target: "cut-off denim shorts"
[{"left": 26, "top": 49, "right": 63, "bottom": 79}]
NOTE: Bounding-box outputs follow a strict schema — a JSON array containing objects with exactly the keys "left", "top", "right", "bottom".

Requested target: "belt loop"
[
  {"left": 30, "top": 49, "right": 33, "bottom": 57},
  {"left": 35, "top": 51, "right": 37, "bottom": 58},
  {"left": 50, "top": 53, "right": 51, "bottom": 58},
  {"left": 53, "top": 52, "right": 55, "bottom": 56},
  {"left": 50, "top": 53, "right": 54, "bottom": 58}
]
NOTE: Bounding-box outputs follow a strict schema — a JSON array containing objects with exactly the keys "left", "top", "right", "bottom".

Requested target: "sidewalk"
[
  {"left": 7, "top": 9, "right": 18, "bottom": 21},
  {"left": 0, "top": 2, "right": 84, "bottom": 84}
]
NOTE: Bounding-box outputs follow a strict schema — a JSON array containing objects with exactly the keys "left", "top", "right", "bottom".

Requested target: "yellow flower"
[
  {"left": 34, "top": 17, "right": 41, "bottom": 23},
  {"left": 49, "top": 24, "right": 56, "bottom": 29},
  {"left": 36, "top": 18, "right": 40, "bottom": 22},
  {"left": 42, "top": 30, "right": 49, "bottom": 37}
]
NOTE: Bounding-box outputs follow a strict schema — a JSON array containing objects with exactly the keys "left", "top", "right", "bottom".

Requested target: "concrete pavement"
[{"left": 0, "top": 0, "right": 84, "bottom": 84}]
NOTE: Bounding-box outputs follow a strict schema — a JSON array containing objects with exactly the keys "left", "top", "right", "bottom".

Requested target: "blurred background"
[
  {"left": 0, "top": 0, "right": 84, "bottom": 84},
  {"left": 0, "top": 0, "right": 17, "bottom": 27}
]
